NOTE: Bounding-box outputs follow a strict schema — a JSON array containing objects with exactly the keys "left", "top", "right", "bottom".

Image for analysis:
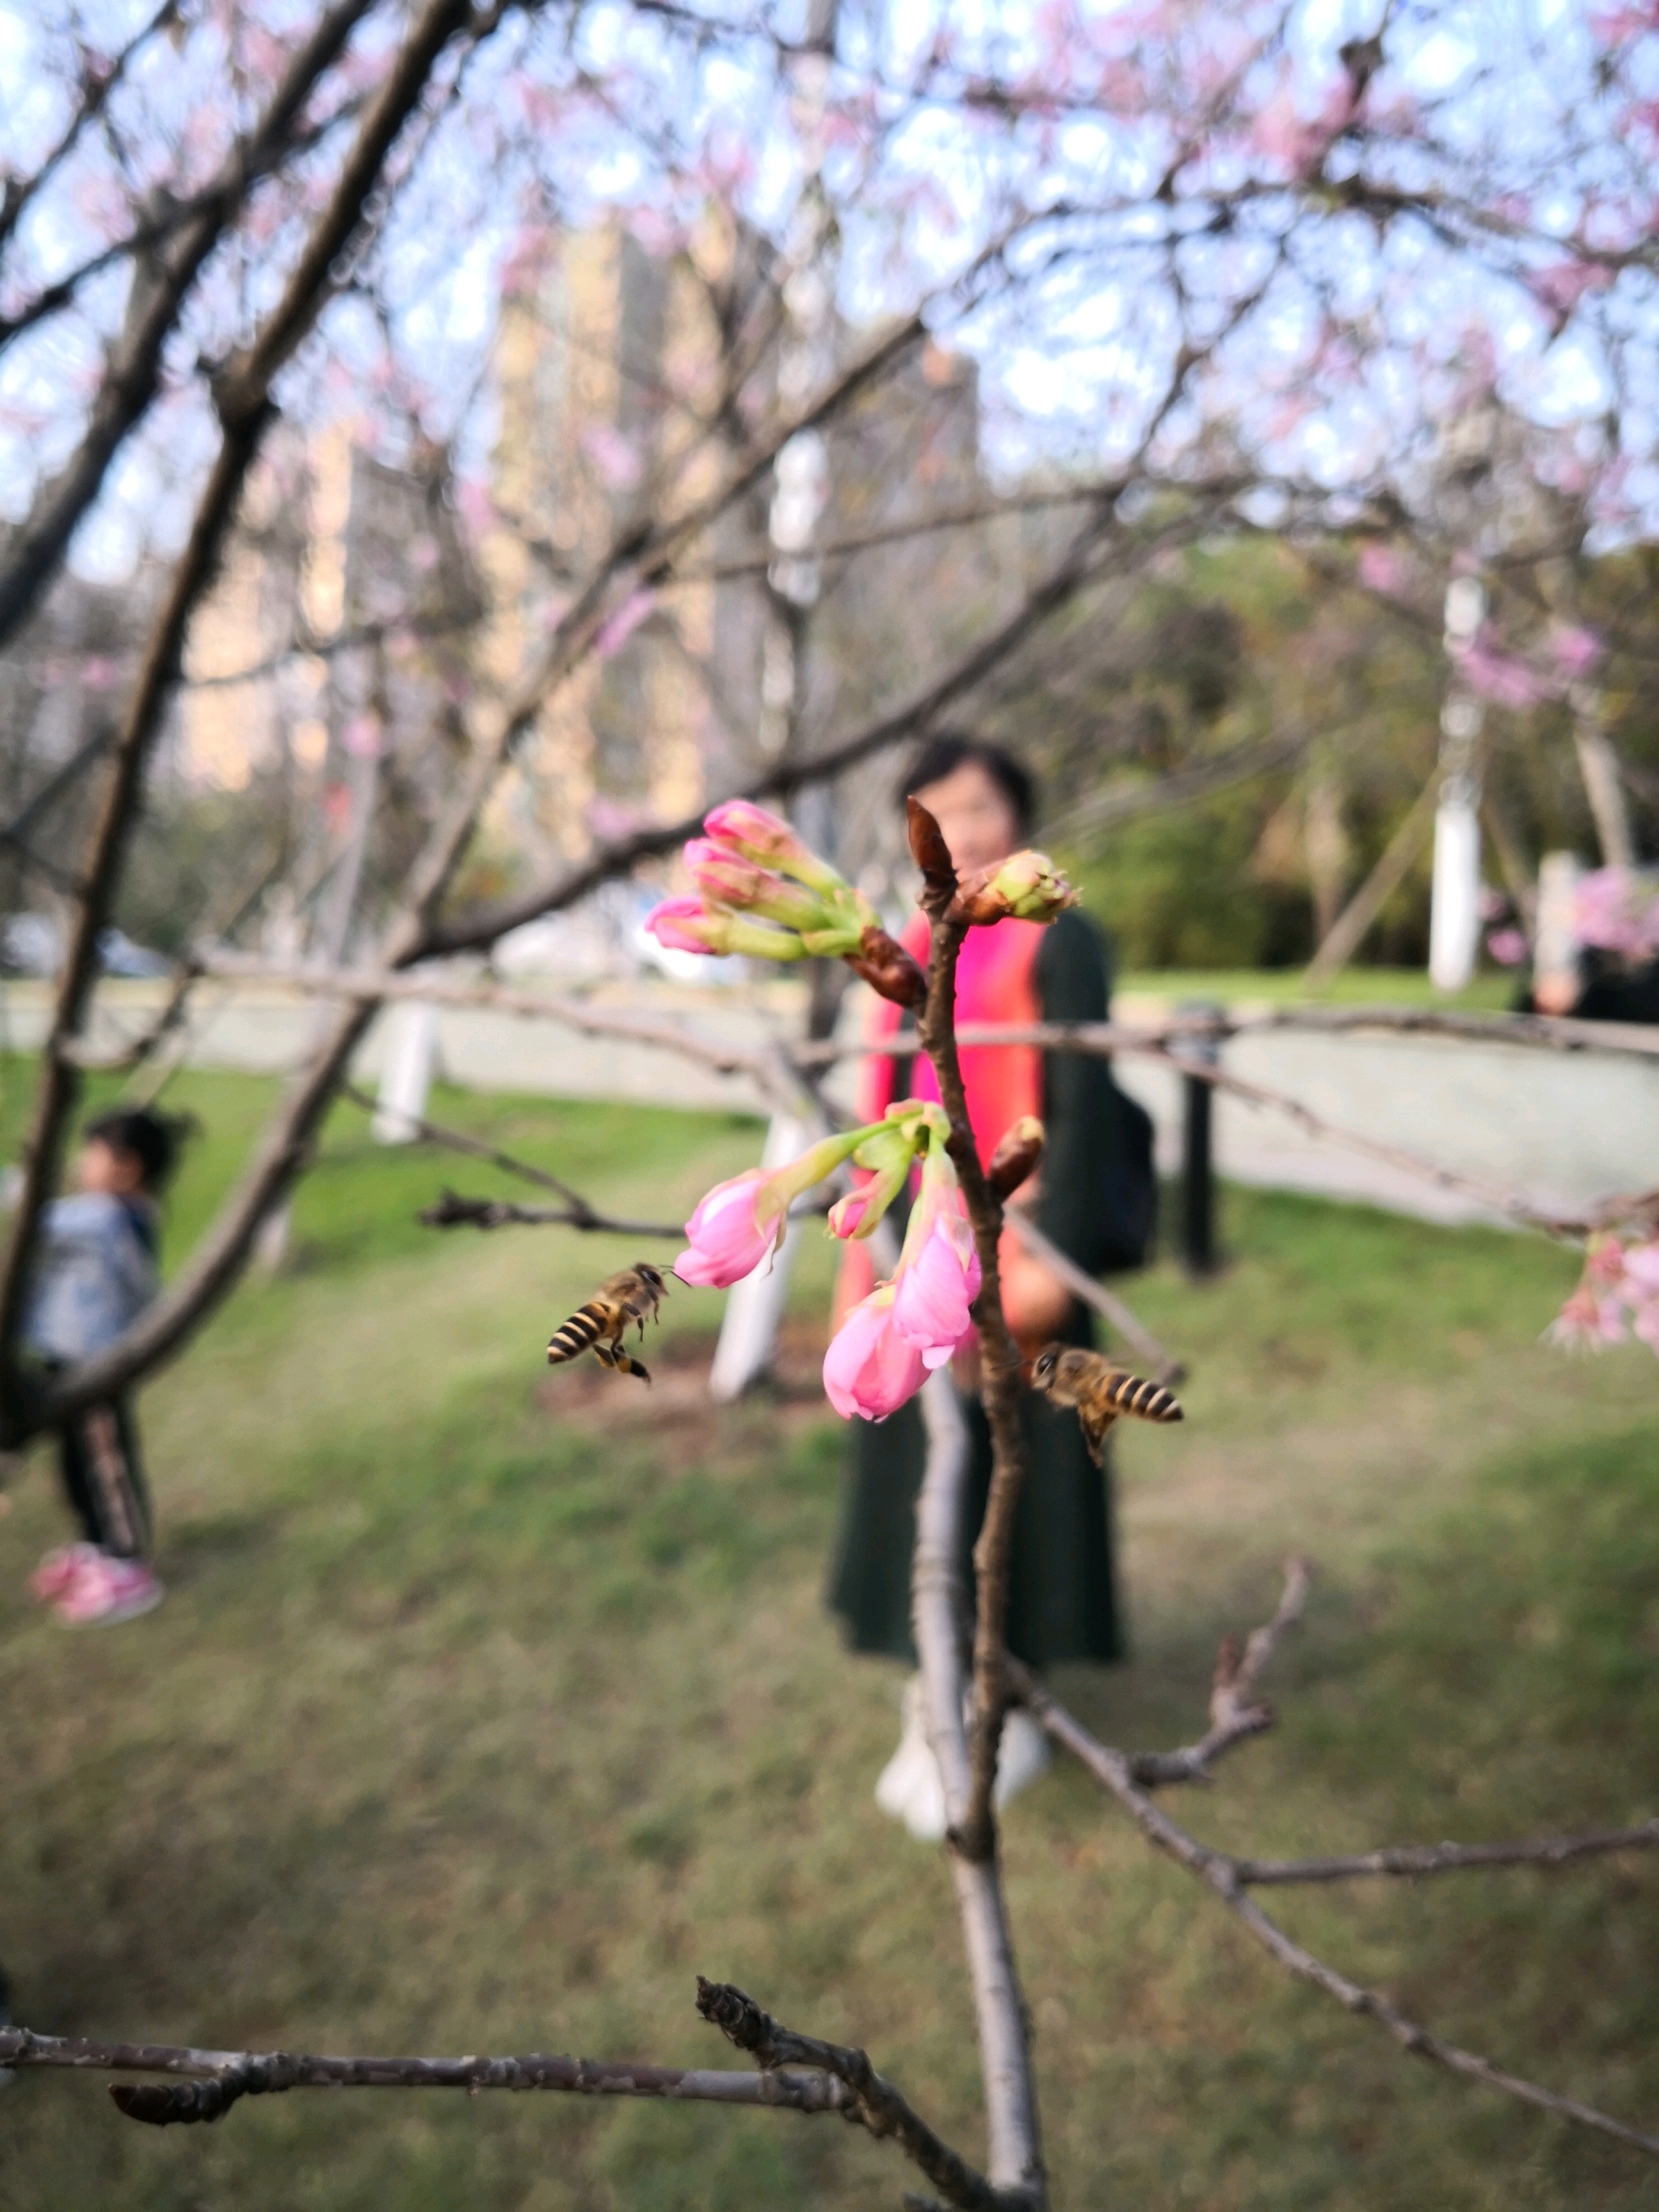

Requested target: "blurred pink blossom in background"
[
  {"left": 1549, "top": 1233, "right": 1659, "bottom": 1357},
  {"left": 1574, "top": 868, "right": 1659, "bottom": 961}
]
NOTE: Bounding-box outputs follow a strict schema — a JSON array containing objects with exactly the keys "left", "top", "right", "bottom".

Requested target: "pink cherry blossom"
[
  {"left": 823, "top": 1283, "right": 929, "bottom": 1421},
  {"left": 1486, "top": 927, "right": 1528, "bottom": 967},
  {"left": 891, "top": 1162, "right": 981, "bottom": 1368},
  {"left": 1357, "top": 543, "right": 1408, "bottom": 596},
  {"left": 1549, "top": 625, "right": 1603, "bottom": 679},
  {"left": 674, "top": 1171, "right": 779, "bottom": 1288},
  {"left": 1456, "top": 639, "right": 1547, "bottom": 709}
]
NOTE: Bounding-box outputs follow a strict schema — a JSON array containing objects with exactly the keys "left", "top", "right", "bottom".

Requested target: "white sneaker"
[
  {"left": 874, "top": 1677, "right": 948, "bottom": 1841},
  {"left": 993, "top": 1705, "right": 1051, "bottom": 1809},
  {"left": 874, "top": 1675, "right": 1050, "bottom": 1842}
]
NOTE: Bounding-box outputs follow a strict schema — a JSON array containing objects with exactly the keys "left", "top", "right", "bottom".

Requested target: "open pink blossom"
[
  {"left": 891, "top": 1147, "right": 981, "bottom": 1367},
  {"left": 675, "top": 1122, "right": 911, "bottom": 1290},
  {"left": 1619, "top": 1242, "right": 1659, "bottom": 1298},
  {"left": 1545, "top": 1284, "right": 1627, "bottom": 1351},
  {"left": 674, "top": 1170, "right": 780, "bottom": 1287},
  {"left": 823, "top": 1282, "right": 929, "bottom": 1421}
]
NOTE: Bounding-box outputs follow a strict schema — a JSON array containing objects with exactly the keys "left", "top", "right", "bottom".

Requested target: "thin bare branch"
[
  {"left": 420, "top": 491, "right": 1220, "bottom": 961},
  {"left": 1041, "top": 727, "right": 1313, "bottom": 845},
  {"left": 201, "top": 954, "right": 771, "bottom": 1082},
  {"left": 0, "top": 0, "right": 380, "bottom": 650},
  {"left": 0, "top": 2023, "right": 852, "bottom": 2124},
  {"left": 696, "top": 1980, "right": 1035, "bottom": 2212},
  {"left": 417, "top": 1189, "right": 682, "bottom": 1237},
  {"left": 1004, "top": 1209, "right": 1182, "bottom": 1386},
  {"left": 1, "top": 0, "right": 510, "bottom": 1437},
  {"left": 1014, "top": 1662, "right": 1659, "bottom": 2163},
  {"left": 1235, "top": 1824, "right": 1659, "bottom": 1888},
  {"left": 1124, "top": 1557, "right": 1310, "bottom": 1787},
  {"left": 0, "top": 1, "right": 181, "bottom": 260}
]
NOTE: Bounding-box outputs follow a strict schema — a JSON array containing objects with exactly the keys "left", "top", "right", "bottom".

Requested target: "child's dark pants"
[{"left": 58, "top": 1399, "right": 151, "bottom": 1559}]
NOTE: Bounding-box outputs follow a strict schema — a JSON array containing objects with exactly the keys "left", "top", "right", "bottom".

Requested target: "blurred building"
[{"left": 483, "top": 212, "right": 1016, "bottom": 890}]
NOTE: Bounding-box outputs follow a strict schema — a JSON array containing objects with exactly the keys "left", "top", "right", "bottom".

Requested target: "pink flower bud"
[
  {"left": 822, "top": 1281, "right": 929, "bottom": 1421},
  {"left": 645, "top": 896, "right": 726, "bottom": 956},
  {"left": 643, "top": 896, "right": 807, "bottom": 961},
  {"left": 673, "top": 1170, "right": 781, "bottom": 1288},
  {"left": 703, "top": 801, "right": 846, "bottom": 897},
  {"left": 891, "top": 1144, "right": 981, "bottom": 1366},
  {"left": 684, "top": 840, "right": 828, "bottom": 933},
  {"left": 950, "top": 849, "right": 1077, "bottom": 926}
]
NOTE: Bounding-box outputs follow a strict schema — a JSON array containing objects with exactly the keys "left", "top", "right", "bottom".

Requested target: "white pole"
[
  {"left": 1430, "top": 579, "right": 1486, "bottom": 994},
  {"left": 372, "top": 999, "right": 440, "bottom": 1144}
]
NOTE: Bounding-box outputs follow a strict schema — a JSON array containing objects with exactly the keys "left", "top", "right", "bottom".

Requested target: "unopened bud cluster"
[{"left": 645, "top": 802, "right": 926, "bottom": 1007}]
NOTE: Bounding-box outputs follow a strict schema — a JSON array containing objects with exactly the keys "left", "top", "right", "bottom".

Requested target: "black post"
[{"left": 1179, "top": 999, "right": 1222, "bottom": 1278}]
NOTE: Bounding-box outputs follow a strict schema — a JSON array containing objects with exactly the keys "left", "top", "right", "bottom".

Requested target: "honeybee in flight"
[
  {"left": 1029, "top": 1345, "right": 1183, "bottom": 1464},
  {"left": 546, "top": 1263, "right": 669, "bottom": 1382}
]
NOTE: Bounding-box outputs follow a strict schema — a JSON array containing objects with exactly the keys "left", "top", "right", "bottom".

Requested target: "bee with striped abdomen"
[
  {"left": 546, "top": 1263, "right": 668, "bottom": 1382},
  {"left": 1029, "top": 1344, "right": 1183, "bottom": 1465}
]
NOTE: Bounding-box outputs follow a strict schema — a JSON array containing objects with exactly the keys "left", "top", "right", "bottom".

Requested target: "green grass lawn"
[
  {"left": 1, "top": 1071, "right": 1658, "bottom": 2210},
  {"left": 1116, "top": 967, "right": 1517, "bottom": 1010}
]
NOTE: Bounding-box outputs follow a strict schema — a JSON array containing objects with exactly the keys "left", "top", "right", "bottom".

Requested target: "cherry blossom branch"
[
  {"left": 0, "top": 0, "right": 514, "bottom": 1440},
  {"left": 0, "top": 0, "right": 381, "bottom": 651},
  {"left": 906, "top": 799, "right": 1046, "bottom": 2202}
]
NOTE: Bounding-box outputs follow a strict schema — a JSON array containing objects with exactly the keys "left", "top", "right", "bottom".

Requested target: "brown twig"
[
  {"left": 1121, "top": 1555, "right": 1311, "bottom": 1786},
  {"left": 695, "top": 1981, "right": 1035, "bottom": 2212},
  {"left": 417, "top": 1189, "right": 681, "bottom": 1239}
]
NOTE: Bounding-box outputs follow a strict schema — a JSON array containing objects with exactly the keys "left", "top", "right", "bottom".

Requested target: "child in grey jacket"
[{"left": 24, "top": 1108, "right": 177, "bottom": 1627}]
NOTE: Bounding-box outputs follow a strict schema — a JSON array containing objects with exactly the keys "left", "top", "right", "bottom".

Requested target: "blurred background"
[{"left": 3, "top": 0, "right": 1659, "bottom": 2205}]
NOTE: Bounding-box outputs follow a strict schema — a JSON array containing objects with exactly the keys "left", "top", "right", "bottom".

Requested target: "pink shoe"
[
  {"left": 29, "top": 1542, "right": 102, "bottom": 1604},
  {"left": 55, "top": 1552, "right": 164, "bottom": 1627}
]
